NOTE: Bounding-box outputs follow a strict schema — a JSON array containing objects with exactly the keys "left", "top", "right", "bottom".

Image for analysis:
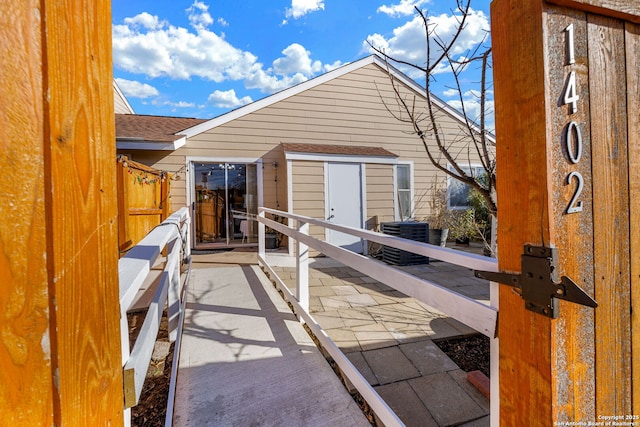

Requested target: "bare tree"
[{"left": 370, "top": 0, "right": 497, "bottom": 218}]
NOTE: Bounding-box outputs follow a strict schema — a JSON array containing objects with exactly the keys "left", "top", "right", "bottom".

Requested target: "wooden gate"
[
  {"left": 117, "top": 155, "right": 170, "bottom": 253},
  {"left": 492, "top": 0, "right": 639, "bottom": 424}
]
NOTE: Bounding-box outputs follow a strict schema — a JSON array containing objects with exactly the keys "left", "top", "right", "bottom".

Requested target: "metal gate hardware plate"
[{"left": 474, "top": 245, "right": 597, "bottom": 318}]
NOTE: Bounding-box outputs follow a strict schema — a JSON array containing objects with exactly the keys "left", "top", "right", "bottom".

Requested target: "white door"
[{"left": 326, "top": 162, "right": 363, "bottom": 253}]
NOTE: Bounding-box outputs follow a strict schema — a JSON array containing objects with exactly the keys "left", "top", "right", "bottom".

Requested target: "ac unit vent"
[{"left": 380, "top": 222, "right": 429, "bottom": 266}]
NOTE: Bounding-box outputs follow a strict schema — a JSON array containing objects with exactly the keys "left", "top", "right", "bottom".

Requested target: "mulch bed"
[
  {"left": 434, "top": 334, "right": 490, "bottom": 377},
  {"left": 128, "top": 311, "right": 174, "bottom": 427}
]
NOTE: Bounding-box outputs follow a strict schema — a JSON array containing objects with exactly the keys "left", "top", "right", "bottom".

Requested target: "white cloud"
[
  {"left": 151, "top": 99, "right": 196, "bottom": 108},
  {"left": 442, "top": 88, "right": 458, "bottom": 97},
  {"left": 124, "top": 12, "right": 164, "bottom": 30},
  {"left": 115, "top": 78, "right": 159, "bottom": 98},
  {"left": 113, "top": 3, "right": 338, "bottom": 95},
  {"left": 446, "top": 90, "right": 495, "bottom": 131},
  {"left": 273, "top": 44, "right": 322, "bottom": 76},
  {"left": 377, "top": 0, "right": 430, "bottom": 18},
  {"left": 207, "top": 89, "right": 253, "bottom": 108},
  {"left": 284, "top": 0, "right": 325, "bottom": 20},
  {"left": 364, "top": 8, "right": 490, "bottom": 78},
  {"left": 186, "top": 1, "right": 214, "bottom": 29}
]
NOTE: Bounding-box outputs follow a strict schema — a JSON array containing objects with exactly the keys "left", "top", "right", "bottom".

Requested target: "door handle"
[{"left": 327, "top": 214, "right": 335, "bottom": 220}]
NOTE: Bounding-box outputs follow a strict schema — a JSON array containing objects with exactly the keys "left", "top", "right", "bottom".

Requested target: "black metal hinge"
[{"left": 474, "top": 245, "right": 597, "bottom": 318}]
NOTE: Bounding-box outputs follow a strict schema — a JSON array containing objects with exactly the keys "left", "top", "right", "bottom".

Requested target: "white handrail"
[
  {"left": 257, "top": 207, "right": 499, "bottom": 427},
  {"left": 118, "top": 207, "right": 190, "bottom": 410}
]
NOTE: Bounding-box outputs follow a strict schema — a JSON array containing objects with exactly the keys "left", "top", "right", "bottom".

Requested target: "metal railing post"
[{"left": 296, "top": 219, "right": 309, "bottom": 316}]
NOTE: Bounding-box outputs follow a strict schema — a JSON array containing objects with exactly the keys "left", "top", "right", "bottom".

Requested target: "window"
[
  {"left": 397, "top": 163, "right": 412, "bottom": 220},
  {"left": 447, "top": 164, "right": 485, "bottom": 209}
]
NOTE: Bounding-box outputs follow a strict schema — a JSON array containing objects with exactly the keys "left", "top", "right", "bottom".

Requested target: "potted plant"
[
  {"left": 264, "top": 214, "right": 285, "bottom": 249},
  {"left": 425, "top": 184, "right": 450, "bottom": 247},
  {"left": 448, "top": 188, "right": 492, "bottom": 250}
]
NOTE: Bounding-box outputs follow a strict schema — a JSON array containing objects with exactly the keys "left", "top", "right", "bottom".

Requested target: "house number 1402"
[{"left": 563, "top": 24, "right": 583, "bottom": 214}]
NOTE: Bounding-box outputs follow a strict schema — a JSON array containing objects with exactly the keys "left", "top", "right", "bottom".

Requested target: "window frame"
[
  {"left": 395, "top": 161, "right": 414, "bottom": 221},
  {"left": 447, "top": 164, "right": 485, "bottom": 210}
]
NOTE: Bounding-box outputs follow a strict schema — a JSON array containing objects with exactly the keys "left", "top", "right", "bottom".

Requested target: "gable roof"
[
  {"left": 116, "top": 114, "right": 208, "bottom": 151},
  {"left": 181, "top": 54, "right": 487, "bottom": 140}
]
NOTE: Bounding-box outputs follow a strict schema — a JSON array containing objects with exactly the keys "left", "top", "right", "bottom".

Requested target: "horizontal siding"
[
  {"left": 290, "top": 161, "right": 325, "bottom": 248},
  {"left": 127, "top": 62, "right": 489, "bottom": 228},
  {"left": 366, "top": 164, "right": 395, "bottom": 227}
]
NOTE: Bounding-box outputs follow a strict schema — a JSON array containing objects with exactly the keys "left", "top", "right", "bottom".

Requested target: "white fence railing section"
[
  {"left": 257, "top": 207, "right": 500, "bottom": 427},
  {"left": 118, "top": 207, "right": 191, "bottom": 424}
]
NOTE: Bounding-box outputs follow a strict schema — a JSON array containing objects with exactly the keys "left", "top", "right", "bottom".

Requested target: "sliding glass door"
[{"left": 193, "top": 162, "right": 258, "bottom": 247}]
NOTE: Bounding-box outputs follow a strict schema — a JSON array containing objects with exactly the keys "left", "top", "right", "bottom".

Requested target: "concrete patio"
[{"left": 174, "top": 248, "right": 491, "bottom": 426}]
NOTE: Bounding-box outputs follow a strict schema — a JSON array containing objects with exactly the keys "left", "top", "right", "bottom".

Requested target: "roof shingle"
[
  {"left": 116, "top": 114, "right": 208, "bottom": 142},
  {"left": 281, "top": 142, "right": 398, "bottom": 157}
]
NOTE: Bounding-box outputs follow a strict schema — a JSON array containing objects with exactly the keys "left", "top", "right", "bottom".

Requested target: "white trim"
[
  {"left": 186, "top": 155, "right": 261, "bottom": 164},
  {"left": 285, "top": 151, "right": 398, "bottom": 164},
  {"left": 116, "top": 137, "right": 186, "bottom": 151},
  {"left": 185, "top": 156, "right": 263, "bottom": 248},
  {"left": 179, "top": 54, "right": 495, "bottom": 144},
  {"left": 287, "top": 159, "right": 294, "bottom": 256},
  {"left": 392, "top": 165, "right": 400, "bottom": 222},
  {"left": 360, "top": 163, "right": 368, "bottom": 256},
  {"left": 323, "top": 161, "right": 329, "bottom": 243},
  {"left": 113, "top": 79, "right": 135, "bottom": 114},
  {"left": 395, "top": 161, "right": 414, "bottom": 220}
]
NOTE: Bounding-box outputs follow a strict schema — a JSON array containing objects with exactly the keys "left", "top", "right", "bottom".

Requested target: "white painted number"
[
  {"left": 566, "top": 171, "right": 584, "bottom": 214},
  {"left": 565, "top": 121, "right": 583, "bottom": 164},
  {"left": 565, "top": 24, "right": 575, "bottom": 65},
  {"left": 563, "top": 71, "right": 579, "bottom": 114}
]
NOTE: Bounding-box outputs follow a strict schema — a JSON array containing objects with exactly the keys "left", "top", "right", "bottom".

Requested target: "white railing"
[
  {"left": 118, "top": 207, "right": 191, "bottom": 421},
  {"left": 257, "top": 207, "right": 499, "bottom": 427}
]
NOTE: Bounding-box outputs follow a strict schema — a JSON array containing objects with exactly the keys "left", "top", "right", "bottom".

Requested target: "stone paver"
[
  {"left": 352, "top": 323, "right": 396, "bottom": 351},
  {"left": 362, "top": 346, "right": 420, "bottom": 385},
  {"left": 409, "top": 372, "right": 486, "bottom": 427},
  {"left": 375, "top": 381, "right": 439, "bottom": 427},
  {"left": 288, "top": 253, "right": 492, "bottom": 427},
  {"left": 399, "top": 340, "right": 459, "bottom": 375}
]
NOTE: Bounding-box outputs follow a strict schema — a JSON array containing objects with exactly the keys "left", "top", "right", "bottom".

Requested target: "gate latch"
[{"left": 474, "top": 245, "right": 597, "bottom": 318}]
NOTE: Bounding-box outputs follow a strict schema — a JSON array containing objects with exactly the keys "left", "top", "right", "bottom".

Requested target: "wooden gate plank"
[
  {"left": 0, "top": 1, "right": 53, "bottom": 424},
  {"left": 548, "top": 0, "right": 640, "bottom": 23},
  {"left": 587, "top": 14, "right": 632, "bottom": 416},
  {"left": 544, "top": 7, "right": 596, "bottom": 422},
  {"left": 492, "top": 0, "right": 638, "bottom": 424},
  {"left": 491, "top": 1, "right": 553, "bottom": 425},
  {"left": 624, "top": 21, "right": 640, "bottom": 416},
  {"left": 43, "top": 0, "right": 123, "bottom": 423}
]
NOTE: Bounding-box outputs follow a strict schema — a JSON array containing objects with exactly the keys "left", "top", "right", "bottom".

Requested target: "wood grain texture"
[
  {"left": 587, "top": 14, "right": 632, "bottom": 416},
  {"left": 544, "top": 7, "right": 596, "bottom": 422},
  {"left": 547, "top": 0, "right": 640, "bottom": 24},
  {"left": 626, "top": 21, "right": 640, "bottom": 416},
  {"left": 491, "top": 0, "right": 553, "bottom": 425},
  {"left": 43, "top": 0, "right": 124, "bottom": 424},
  {"left": 0, "top": 1, "right": 53, "bottom": 424}
]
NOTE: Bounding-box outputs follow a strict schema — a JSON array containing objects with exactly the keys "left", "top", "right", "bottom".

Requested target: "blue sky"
[{"left": 111, "top": 0, "right": 492, "bottom": 123}]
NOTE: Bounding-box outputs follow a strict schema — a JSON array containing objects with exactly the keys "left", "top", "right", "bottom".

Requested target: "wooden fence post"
[
  {"left": 0, "top": 0, "right": 123, "bottom": 424},
  {"left": 492, "top": 0, "right": 638, "bottom": 424}
]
